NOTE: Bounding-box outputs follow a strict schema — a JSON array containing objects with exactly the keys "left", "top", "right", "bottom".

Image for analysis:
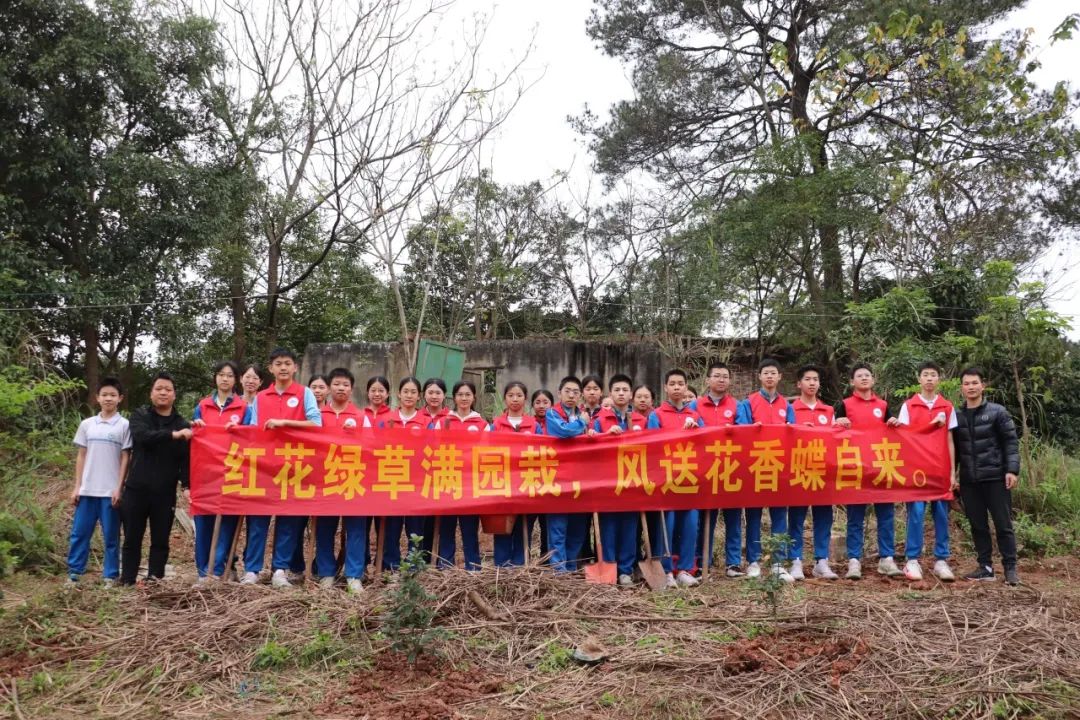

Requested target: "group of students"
[{"left": 66, "top": 348, "right": 1023, "bottom": 591}]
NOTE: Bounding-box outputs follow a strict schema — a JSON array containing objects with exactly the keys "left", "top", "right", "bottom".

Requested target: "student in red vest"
[
  {"left": 633, "top": 384, "right": 655, "bottom": 417},
  {"left": 691, "top": 361, "right": 740, "bottom": 577},
  {"left": 786, "top": 365, "right": 839, "bottom": 580},
  {"left": 314, "top": 367, "right": 366, "bottom": 592},
  {"left": 307, "top": 374, "right": 329, "bottom": 407},
  {"left": 531, "top": 389, "right": 554, "bottom": 435},
  {"left": 647, "top": 369, "right": 704, "bottom": 588},
  {"left": 242, "top": 348, "right": 323, "bottom": 588},
  {"left": 892, "top": 361, "right": 957, "bottom": 582},
  {"left": 489, "top": 381, "right": 540, "bottom": 567},
  {"left": 595, "top": 373, "right": 646, "bottom": 586},
  {"left": 420, "top": 378, "right": 449, "bottom": 428},
  {"left": 581, "top": 374, "right": 605, "bottom": 421},
  {"left": 191, "top": 361, "right": 251, "bottom": 582},
  {"left": 436, "top": 380, "right": 487, "bottom": 570},
  {"left": 735, "top": 358, "right": 796, "bottom": 583},
  {"left": 833, "top": 363, "right": 902, "bottom": 580},
  {"left": 377, "top": 377, "right": 427, "bottom": 570}
]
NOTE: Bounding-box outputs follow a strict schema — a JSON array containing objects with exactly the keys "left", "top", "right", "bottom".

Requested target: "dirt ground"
[{"left": 1, "top": 542, "right": 1078, "bottom": 720}]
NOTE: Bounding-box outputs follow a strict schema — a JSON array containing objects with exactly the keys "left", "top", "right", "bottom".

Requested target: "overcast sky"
[{"left": 449, "top": 0, "right": 1080, "bottom": 335}]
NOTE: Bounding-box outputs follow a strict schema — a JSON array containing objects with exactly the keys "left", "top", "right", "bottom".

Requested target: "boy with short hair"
[
  {"left": 647, "top": 369, "right": 704, "bottom": 588},
  {"left": 834, "top": 363, "right": 902, "bottom": 579},
  {"left": 736, "top": 358, "right": 796, "bottom": 583},
  {"left": 243, "top": 347, "right": 322, "bottom": 587},
  {"left": 595, "top": 373, "right": 646, "bottom": 586},
  {"left": 315, "top": 367, "right": 366, "bottom": 592},
  {"left": 545, "top": 375, "right": 594, "bottom": 573},
  {"left": 67, "top": 378, "right": 132, "bottom": 586},
  {"left": 787, "top": 365, "right": 838, "bottom": 580},
  {"left": 693, "top": 361, "right": 740, "bottom": 577},
  {"left": 892, "top": 362, "right": 957, "bottom": 582}
]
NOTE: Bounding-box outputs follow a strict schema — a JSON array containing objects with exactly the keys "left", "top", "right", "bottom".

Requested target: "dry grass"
[{"left": 1, "top": 557, "right": 1078, "bottom": 720}]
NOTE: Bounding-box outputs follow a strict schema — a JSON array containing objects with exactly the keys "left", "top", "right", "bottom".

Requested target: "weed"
[
  {"left": 299, "top": 630, "right": 344, "bottom": 667},
  {"left": 381, "top": 535, "right": 447, "bottom": 664},
  {"left": 598, "top": 691, "right": 618, "bottom": 707},
  {"left": 537, "top": 642, "right": 573, "bottom": 672},
  {"left": 251, "top": 640, "right": 290, "bottom": 669},
  {"left": 635, "top": 634, "right": 661, "bottom": 648},
  {"left": 702, "top": 630, "right": 736, "bottom": 643}
]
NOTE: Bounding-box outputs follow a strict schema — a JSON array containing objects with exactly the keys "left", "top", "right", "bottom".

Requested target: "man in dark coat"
[
  {"left": 953, "top": 367, "right": 1021, "bottom": 585},
  {"left": 120, "top": 372, "right": 191, "bottom": 585}
]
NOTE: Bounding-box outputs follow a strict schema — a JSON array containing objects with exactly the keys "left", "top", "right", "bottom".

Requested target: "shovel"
[
  {"left": 638, "top": 511, "right": 667, "bottom": 590},
  {"left": 584, "top": 512, "right": 617, "bottom": 584}
]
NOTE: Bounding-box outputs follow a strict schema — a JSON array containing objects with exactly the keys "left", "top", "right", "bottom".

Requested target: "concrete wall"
[{"left": 302, "top": 338, "right": 784, "bottom": 410}]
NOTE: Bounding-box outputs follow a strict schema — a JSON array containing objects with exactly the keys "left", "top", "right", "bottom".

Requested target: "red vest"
[
  {"left": 196, "top": 394, "right": 247, "bottom": 427},
  {"left": 363, "top": 403, "right": 392, "bottom": 429},
  {"left": 490, "top": 413, "right": 540, "bottom": 434},
  {"left": 650, "top": 401, "right": 703, "bottom": 430},
  {"left": 792, "top": 398, "right": 834, "bottom": 426},
  {"left": 419, "top": 406, "right": 449, "bottom": 429},
  {"left": 903, "top": 394, "right": 955, "bottom": 430},
  {"left": 842, "top": 393, "right": 888, "bottom": 430},
  {"left": 747, "top": 392, "right": 791, "bottom": 425},
  {"left": 386, "top": 408, "right": 426, "bottom": 430},
  {"left": 696, "top": 393, "right": 738, "bottom": 427},
  {"left": 321, "top": 402, "right": 362, "bottom": 430},
  {"left": 443, "top": 411, "right": 487, "bottom": 432},
  {"left": 255, "top": 382, "right": 308, "bottom": 422},
  {"left": 596, "top": 406, "right": 646, "bottom": 433}
]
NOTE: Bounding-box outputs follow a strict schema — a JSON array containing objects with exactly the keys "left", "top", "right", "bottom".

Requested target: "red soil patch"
[{"left": 320, "top": 652, "right": 505, "bottom": 720}]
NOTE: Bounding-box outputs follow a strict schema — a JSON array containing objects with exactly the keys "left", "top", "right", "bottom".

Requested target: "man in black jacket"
[
  {"left": 953, "top": 367, "right": 1021, "bottom": 585},
  {"left": 120, "top": 372, "right": 192, "bottom": 585}
]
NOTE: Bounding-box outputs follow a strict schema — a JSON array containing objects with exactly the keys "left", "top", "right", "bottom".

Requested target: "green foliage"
[
  {"left": 1011, "top": 442, "right": 1080, "bottom": 556},
  {"left": 381, "top": 535, "right": 447, "bottom": 664},
  {"left": 0, "top": 512, "right": 59, "bottom": 576},
  {"left": 0, "top": 366, "right": 83, "bottom": 431},
  {"left": 251, "top": 640, "right": 291, "bottom": 670},
  {"left": 537, "top": 642, "right": 573, "bottom": 672}
]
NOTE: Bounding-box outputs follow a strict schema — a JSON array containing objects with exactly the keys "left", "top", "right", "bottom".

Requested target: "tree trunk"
[
  {"left": 264, "top": 230, "right": 281, "bottom": 354},
  {"left": 81, "top": 320, "right": 100, "bottom": 407}
]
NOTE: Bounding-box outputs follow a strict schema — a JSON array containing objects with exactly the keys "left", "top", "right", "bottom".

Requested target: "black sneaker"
[
  {"left": 1004, "top": 567, "right": 1020, "bottom": 586},
  {"left": 963, "top": 565, "right": 995, "bottom": 581}
]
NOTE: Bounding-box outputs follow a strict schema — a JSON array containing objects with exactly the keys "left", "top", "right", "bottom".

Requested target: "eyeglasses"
[{"left": 561, "top": 389, "right": 581, "bottom": 396}]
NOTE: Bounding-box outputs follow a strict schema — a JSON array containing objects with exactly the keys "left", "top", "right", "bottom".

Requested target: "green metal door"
[{"left": 415, "top": 339, "right": 465, "bottom": 385}]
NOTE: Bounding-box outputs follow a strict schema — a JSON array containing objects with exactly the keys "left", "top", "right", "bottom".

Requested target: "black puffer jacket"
[{"left": 954, "top": 400, "right": 1020, "bottom": 484}]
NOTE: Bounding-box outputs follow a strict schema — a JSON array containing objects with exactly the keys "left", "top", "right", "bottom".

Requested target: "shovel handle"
[
  {"left": 701, "top": 509, "right": 711, "bottom": 578},
  {"left": 639, "top": 511, "right": 654, "bottom": 560},
  {"left": 592, "top": 512, "right": 603, "bottom": 560}
]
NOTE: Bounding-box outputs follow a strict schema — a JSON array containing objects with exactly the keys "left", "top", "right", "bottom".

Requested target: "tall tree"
[
  {"left": 0, "top": 0, "right": 228, "bottom": 398},
  {"left": 579, "top": 0, "right": 1078, "bottom": 360}
]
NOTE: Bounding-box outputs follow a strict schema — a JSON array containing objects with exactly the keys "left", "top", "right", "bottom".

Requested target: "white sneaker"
[
  {"left": 813, "top": 559, "right": 839, "bottom": 580},
  {"left": 846, "top": 559, "right": 862, "bottom": 580},
  {"left": 772, "top": 564, "right": 794, "bottom": 584},
  {"left": 933, "top": 560, "right": 955, "bottom": 582},
  {"left": 271, "top": 569, "right": 292, "bottom": 588},
  {"left": 664, "top": 572, "right": 677, "bottom": 589},
  {"left": 191, "top": 576, "right": 209, "bottom": 589},
  {"left": 676, "top": 571, "right": 699, "bottom": 587},
  {"left": 318, "top": 576, "right": 335, "bottom": 589},
  {"left": 346, "top": 578, "right": 363, "bottom": 594},
  {"left": 746, "top": 562, "right": 762, "bottom": 579},
  {"left": 725, "top": 565, "right": 745, "bottom": 578},
  {"left": 789, "top": 559, "right": 805, "bottom": 581},
  {"left": 903, "top": 559, "right": 923, "bottom": 581},
  {"left": 239, "top": 571, "right": 259, "bottom": 585},
  {"left": 102, "top": 578, "right": 116, "bottom": 589},
  {"left": 877, "top": 556, "right": 902, "bottom": 577},
  {"left": 617, "top": 573, "right": 634, "bottom": 587}
]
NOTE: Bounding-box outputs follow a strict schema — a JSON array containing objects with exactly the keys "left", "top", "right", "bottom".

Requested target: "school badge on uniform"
[{"left": 287, "top": 397, "right": 299, "bottom": 408}]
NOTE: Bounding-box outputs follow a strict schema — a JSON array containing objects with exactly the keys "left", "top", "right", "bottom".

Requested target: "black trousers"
[
  {"left": 120, "top": 486, "right": 175, "bottom": 584},
  {"left": 959, "top": 481, "right": 1017, "bottom": 570}
]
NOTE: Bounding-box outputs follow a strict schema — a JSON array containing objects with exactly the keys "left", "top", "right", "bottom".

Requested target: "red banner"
[{"left": 189, "top": 424, "right": 951, "bottom": 516}]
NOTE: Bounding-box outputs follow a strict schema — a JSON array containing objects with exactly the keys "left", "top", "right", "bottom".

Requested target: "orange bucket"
[{"left": 480, "top": 514, "right": 516, "bottom": 535}]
